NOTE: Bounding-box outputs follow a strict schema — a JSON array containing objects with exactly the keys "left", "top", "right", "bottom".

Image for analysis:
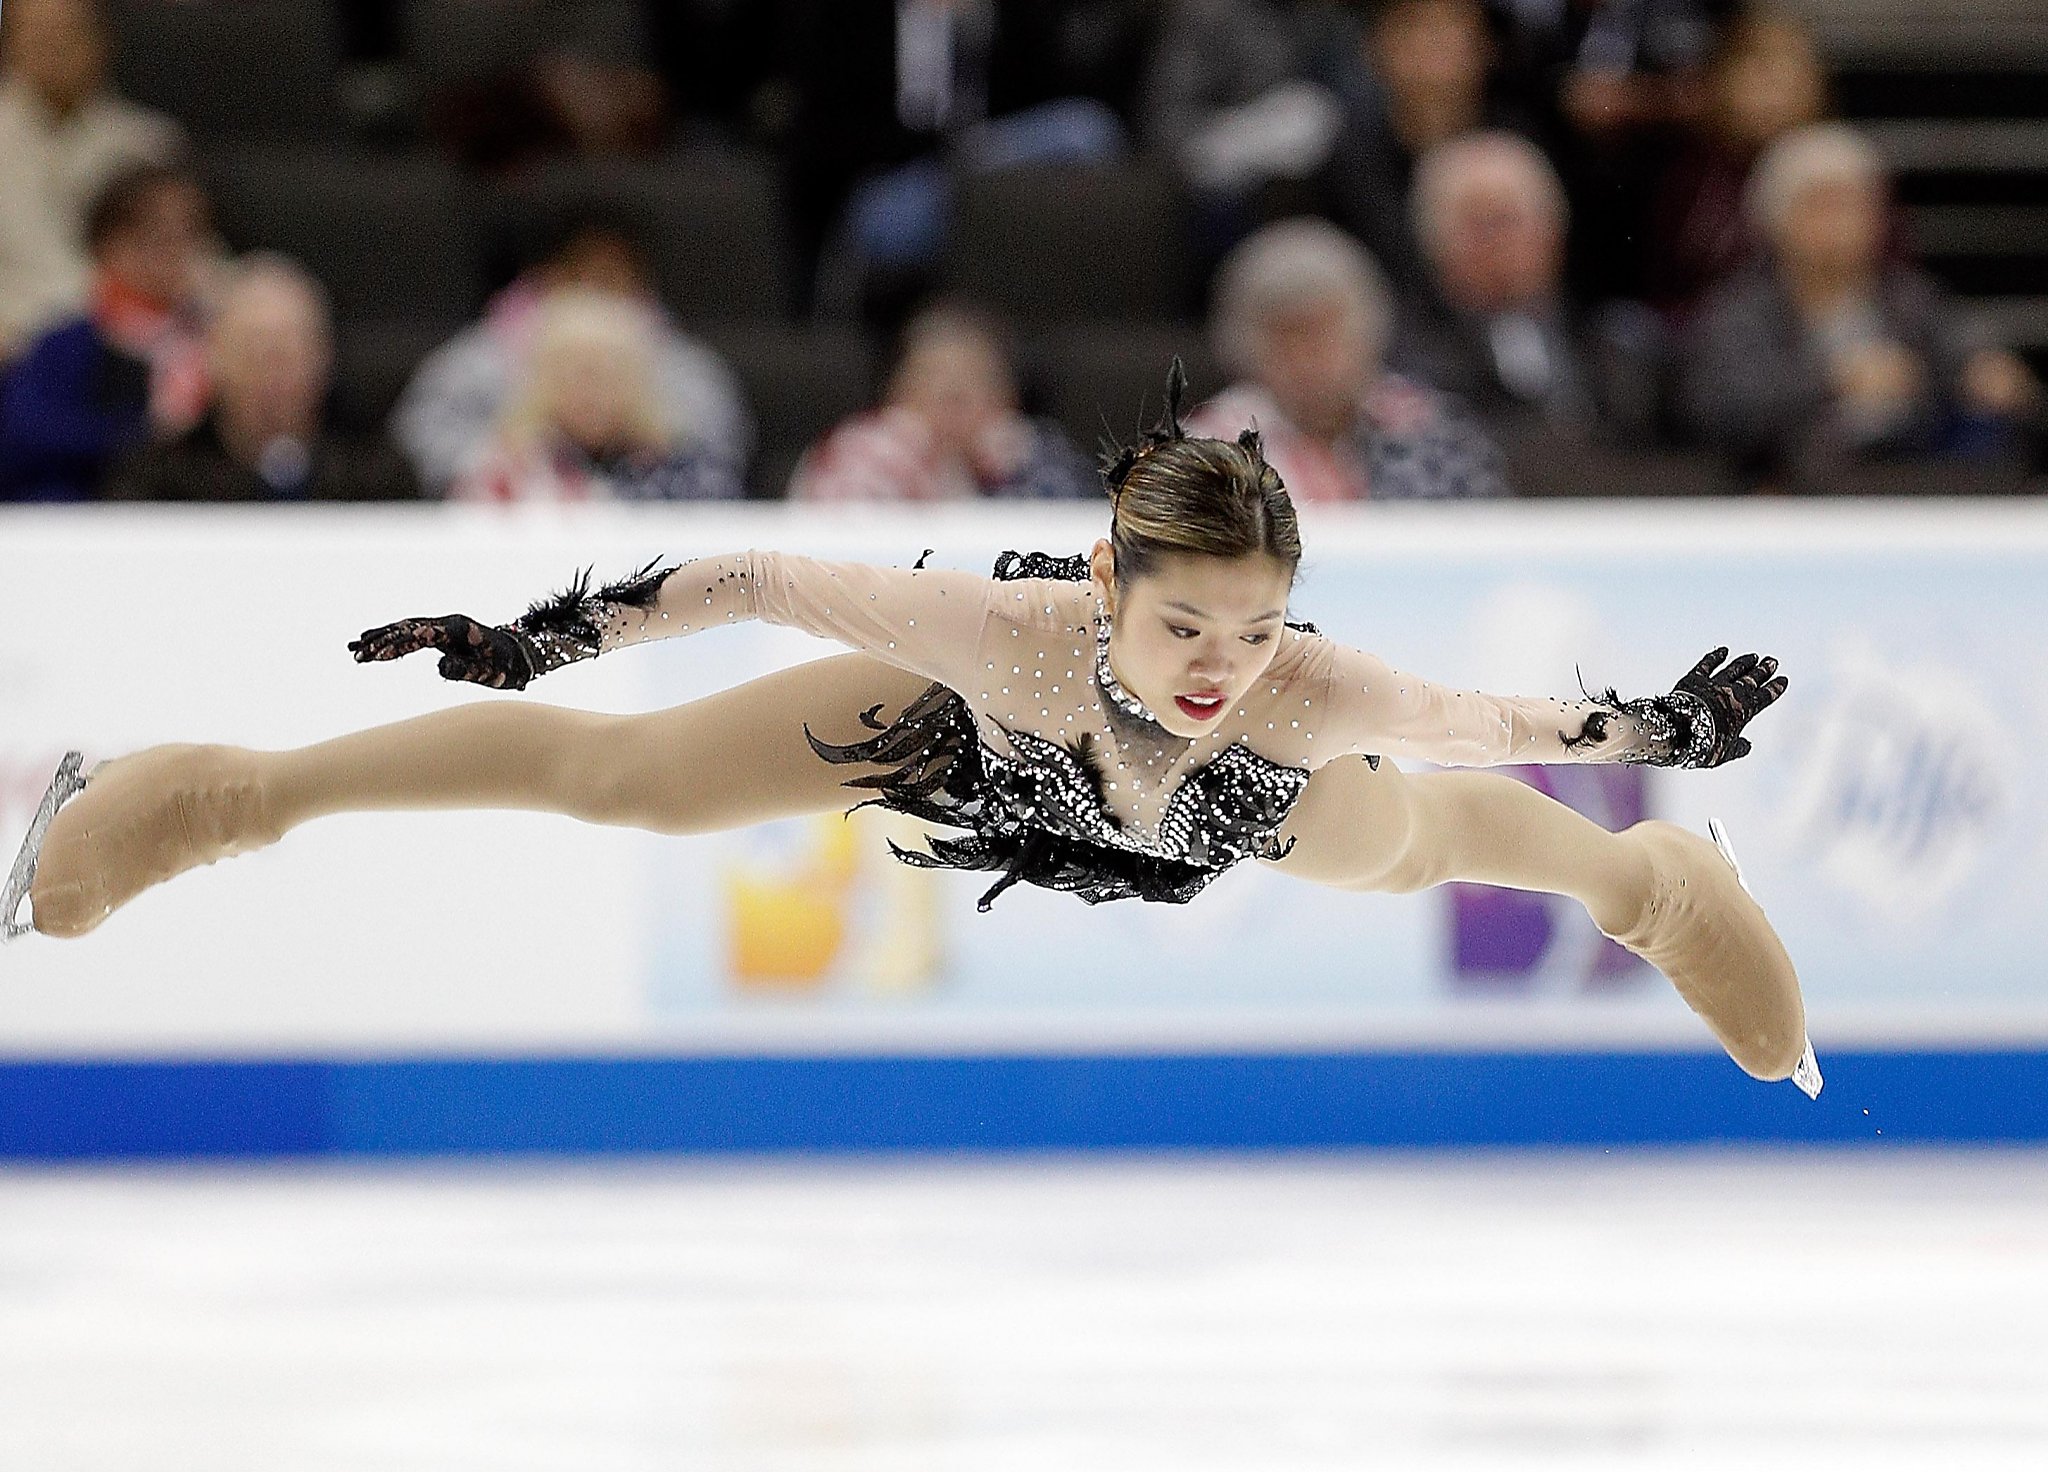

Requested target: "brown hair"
[
  {"left": 1099, "top": 359, "right": 1302, "bottom": 587},
  {"left": 84, "top": 160, "right": 202, "bottom": 258}
]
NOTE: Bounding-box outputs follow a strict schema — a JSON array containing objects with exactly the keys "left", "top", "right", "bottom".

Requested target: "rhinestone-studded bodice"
[{"left": 580, "top": 541, "right": 1688, "bottom": 906}]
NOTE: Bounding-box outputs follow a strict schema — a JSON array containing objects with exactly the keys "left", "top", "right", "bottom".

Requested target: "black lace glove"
[
  {"left": 1568, "top": 647, "right": 1788, "bottom": 768},
  {"left": 347, "top": 614, "right": 544, "bottom": 689},
  {"left": 348, "top": 557, "right": 680, "bottom": 690}
]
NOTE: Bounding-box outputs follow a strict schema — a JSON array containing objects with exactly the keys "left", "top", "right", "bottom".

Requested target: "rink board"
[
  {"left": 0, "top": 1049, "right": 2040, "bottom": 1157},
  {"left": 3, "top": 501, "right": 2047, "bottom": 1151}
]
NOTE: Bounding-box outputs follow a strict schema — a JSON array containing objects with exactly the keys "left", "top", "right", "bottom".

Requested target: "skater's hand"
[
  {"left": 348, "top": 615, "right": 537, "bottom": 690},
  {"left": 1671, "top": 647, "right": 1787, "bottom": 766}
]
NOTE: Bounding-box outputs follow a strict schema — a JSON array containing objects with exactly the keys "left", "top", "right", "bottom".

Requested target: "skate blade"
[
  {"left": 2, "top": 751, "right": 89, "bottom": 942},
  {"left": 1706, "top": 816, "right": 1749, "bottom": 895},
  {"left": 1791, "top": 1038, "right": 1824, "bottom": 1099}
]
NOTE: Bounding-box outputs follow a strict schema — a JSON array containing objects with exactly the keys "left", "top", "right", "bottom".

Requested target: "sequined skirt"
[{"left": 802, "top": 680, "right": 1230, "bottom": 911}]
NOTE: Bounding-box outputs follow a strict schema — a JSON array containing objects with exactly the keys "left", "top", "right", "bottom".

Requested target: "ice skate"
[
  {"left": 1604, "top": 818, "right": 1820, "bottom": 1095},
  {"left": 2, "top": 751, "right": 90, "bottom": 942},
  {"left": 25, "top": 744, "right": 283, "bottom": 940}
]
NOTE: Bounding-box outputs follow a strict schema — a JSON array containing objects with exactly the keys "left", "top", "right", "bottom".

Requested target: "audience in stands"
[
  {"left": 0, "top": 2, "right": 2036, "bottom": 500},
  {"left": 393, "top": 213, "right": 749, "bottom": 495},
  {"left": 0, "top": 162, "right": 216, "bottom": 502},
  {"left": 1679, "top": 124, "right": 2040, "bottom": 489},
  {"left": 103, "top": 255, "right": 417, "bottom": 503},
  {"left": 1645, "top": 8, "right": 1832, "bottom": 317},
  {"left": 1316, "top": 0, "right": 1529, "bottom": 298},
  {"left": 1392, "top": 131, "right": 1657, "bottom": 442},
  {"left": 1185, "top": 217, "right": 1506, "bottom": 500},
  {"left": 0, "top": 0, "right": 184, "bottom": 361},
  {"left": 451, "top": 288, "right": 743, "bottom": 503},
  {"left": 788, "top": 301, "right": 1097, "bottom": 502}
]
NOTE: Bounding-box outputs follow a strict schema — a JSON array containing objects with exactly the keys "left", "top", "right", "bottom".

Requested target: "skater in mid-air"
[{"left": 3, "top": 364, "right": 1817, "bottom": 1096}]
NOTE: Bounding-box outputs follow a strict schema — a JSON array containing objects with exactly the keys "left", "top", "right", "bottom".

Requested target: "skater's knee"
[{"left": 563, "top": 716, "right": 708, "bottom": 834}]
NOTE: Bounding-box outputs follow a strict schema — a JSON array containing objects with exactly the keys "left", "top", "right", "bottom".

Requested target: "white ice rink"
[{"left": 3, "top": 1151, "right": 2047, "bottom": 1471}]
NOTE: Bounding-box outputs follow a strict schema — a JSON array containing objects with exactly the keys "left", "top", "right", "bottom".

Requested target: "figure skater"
[{"left": 3, "top": 364, "right": 1817, "bottom": 1096}]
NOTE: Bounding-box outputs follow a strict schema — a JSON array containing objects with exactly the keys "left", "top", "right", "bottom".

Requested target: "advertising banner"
[{"left": 4, "top": 501, "right": 2043, "bottom": 1059}]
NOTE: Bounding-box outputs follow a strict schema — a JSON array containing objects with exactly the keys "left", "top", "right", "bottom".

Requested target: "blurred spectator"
[
  {"left": 1645, "top": 9, "right": 1831, "bottom": 315},
  {"left": 1678, "top": 124, "right": 2041, "bottom": 488},
  {"left": 0, "top": 161, "right": 214, "bottom": 502},
  {"left": 393, "top": 213, "right": 750, "bottom": 493},
  {"left": 0, "top": 0, "right": 184, "bottom": 359},
  {"left": 1185, "top": 217, "right": 1507, "bottom": 499},
  {"left": 789, "top": 300, "right": 1097, "bottom": 501},
  {"left": 790, "top": 1, "right": 1130, "bottom": 322},
  {"left": 103, "top": 255, "right": 418, "bottom": 503},
  {"left": 1491, "top": 0, "right": 1728, "bottom": 302},
  {"left": 1316, "top": 0, "right": 1529, "bottom": 297},
  {"left": 452, "top": 289, "right": 743, "bottom": 502},
  {"left": 426, "top": 2, "right": 667, "bottom": 177},
  {"left": 1138, "top": 0, "right": 1360, "bottom": 255},
  {"left": 1392, "top": 131, "right": 1657, "bottom": 439}
]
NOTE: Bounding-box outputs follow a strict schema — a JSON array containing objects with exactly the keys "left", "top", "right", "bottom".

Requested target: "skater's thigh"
[
  {"left": 1262, "top": 753, "right": 1420, "bottom": 890},
  {"left": 590, "top": 651, "right": 937, "bottom": 834}
]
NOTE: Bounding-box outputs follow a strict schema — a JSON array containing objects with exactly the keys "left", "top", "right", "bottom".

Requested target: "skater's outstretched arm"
[
  {"left": 349, "top": 550, "right": 998, "bottom": 691},
  {"left": 1317, "top": 642, "right": 1788, "bottom": 769}
]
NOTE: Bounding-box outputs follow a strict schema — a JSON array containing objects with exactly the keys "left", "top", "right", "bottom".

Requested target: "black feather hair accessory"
[{"left": 1098, "top": 357, "right": 1193, "bottom": 513}]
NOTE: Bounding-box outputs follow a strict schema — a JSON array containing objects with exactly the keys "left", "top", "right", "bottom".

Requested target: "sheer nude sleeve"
[
  {"left": 1314, "top": 640, "right": 1682, "bottom": 767},
  {"left": 583, "top": 549, "right": 997, "bottom": 691}
]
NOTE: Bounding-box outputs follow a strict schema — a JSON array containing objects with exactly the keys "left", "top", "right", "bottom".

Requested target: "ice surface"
[{"left": 1, "top": 1152, "right": 2045, "bottom": 1471}]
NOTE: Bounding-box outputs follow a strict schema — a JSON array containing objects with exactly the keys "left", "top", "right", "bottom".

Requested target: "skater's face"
[{"left": 1090, "top": 541, "right": 1294, "bottom": 739}]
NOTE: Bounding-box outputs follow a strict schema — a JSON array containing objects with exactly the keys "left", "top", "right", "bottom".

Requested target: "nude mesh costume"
[{"left": 562, "top": 546, "right": 1687, "bottom": 909}]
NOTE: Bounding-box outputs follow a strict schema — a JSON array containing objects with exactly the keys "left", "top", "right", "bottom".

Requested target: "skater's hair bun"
[{"left": 1100, "top": 358, "right": 1300, "bottom": 586}]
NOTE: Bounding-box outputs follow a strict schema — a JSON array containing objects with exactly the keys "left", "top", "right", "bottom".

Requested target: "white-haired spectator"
[
  {"left": 105, "top": 254, "right": 418, "bottom": 502},
  {"left": 1316, "top": 0, "right": 1529, "bottom": 297},
  {"left": 453, "top": 289, "right": 742, "bottom": 504},
  {"left": 0, "top": 0, "right": 184, "bottom": 360},
  {"left": 1185, "top": 216, "right": 1506, "bottom": 500},
  {"left": 789, "top": 301, "right": 1096, "bottom": 502},
  {"left": 1392, "top": 130, "right": 1655, "bottom": 439},
  {"left": 394, "top": 212, "right": 750, "bottom": 494},
  {"left": 1679, "top": 123, "right": 2039, "bottom": 486}
]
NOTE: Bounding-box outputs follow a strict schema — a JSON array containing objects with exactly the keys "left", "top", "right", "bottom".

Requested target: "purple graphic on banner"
[{"left": 1447, "top": 764, "right": 1650, "bottom": 994}]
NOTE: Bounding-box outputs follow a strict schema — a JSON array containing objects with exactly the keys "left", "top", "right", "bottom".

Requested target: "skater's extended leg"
[
  {"left": 30, "top": 653, "right": 933, "bottom": 938},
  {"left": 1272, "top": 757, "right": 1654, "bottom": 935},
  {"left": 1269, "top": 755, "right": 1806, "bottom": 1082}
]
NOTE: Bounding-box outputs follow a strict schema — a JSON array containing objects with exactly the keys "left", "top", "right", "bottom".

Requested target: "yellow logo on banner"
[{"left": 720, "top": 809, "right": 946, "bottom": 994}]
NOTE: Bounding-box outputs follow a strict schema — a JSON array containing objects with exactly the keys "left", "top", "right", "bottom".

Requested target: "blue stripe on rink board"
[{"left": 1, "top": 1051, "right": 2046, "bottom": 1158}]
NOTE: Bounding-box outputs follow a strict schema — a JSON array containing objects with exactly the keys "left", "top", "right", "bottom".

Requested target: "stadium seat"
[
  {"left": 403, "top": 0, "right": 648, "bottom": 85},
  {"left": 1027, "top": 324, "right": 1221, "bottom": 457},
  {"left": 492, "top": 153, "right": 791, "bottom": 325},
  {"left": 106, "top": 0, "right": 344, "bottom": 142},
  {"left": 695, "top": 326, "right": 875, "bottom": 499},
  {"left": 330, "top": 321, "right": 457, "bottom": 439},
  {"left": 943, "top": 161, "right": 1196, "bottom": 324},
  {"left": 202, "top": 148, "right": 486, "bottom": 328}
]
